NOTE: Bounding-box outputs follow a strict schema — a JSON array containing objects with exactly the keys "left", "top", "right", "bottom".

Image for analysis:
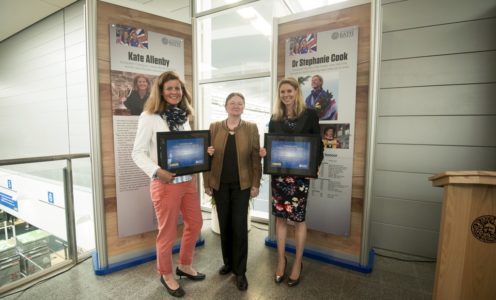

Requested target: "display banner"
[
  {"left": 285, "top": 26, "right": 358, "bottom": 236},
  {"left": 109, "top": 24, "right": 185, "bottom": 237}
]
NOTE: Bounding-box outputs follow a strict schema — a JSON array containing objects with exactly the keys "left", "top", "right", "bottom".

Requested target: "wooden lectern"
[{"left": 429, "top": 171, "right": 496, "bottom": 300}]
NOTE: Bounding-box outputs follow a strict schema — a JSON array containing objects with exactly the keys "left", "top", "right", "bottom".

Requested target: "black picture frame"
[
  {"left": 157, "top": 130, "right": 211, "bottom": 176},
  {"left": 263, "top": 133, "right": 320, "bottom": 178}
]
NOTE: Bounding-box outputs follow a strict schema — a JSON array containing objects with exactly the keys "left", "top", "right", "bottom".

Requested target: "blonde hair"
[
  {"left": 272, "top": 77, "right": 306, "bottom": 121},
  {"left": 144, "top": 71, "right": 193, "bottom": 118}
]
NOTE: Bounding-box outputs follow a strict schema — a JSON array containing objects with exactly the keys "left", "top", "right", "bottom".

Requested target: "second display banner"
[{"left": 285, "top": 26, "right": 359, "bottom": 236}]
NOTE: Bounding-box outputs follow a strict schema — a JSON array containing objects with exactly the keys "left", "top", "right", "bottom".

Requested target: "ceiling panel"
[
  {"left": 0, "top": 0, "right": 77, "bottom": 42},
  {"left": 0, "top": 0, "right": 190, "bottom": 42}
]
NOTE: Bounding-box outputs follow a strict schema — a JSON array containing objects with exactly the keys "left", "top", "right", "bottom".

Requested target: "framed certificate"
[
  {"left": 157, "top": 130, "right": 211, "bottom": 176},
  {"left": 263, "top": 133, "right": 320, "bottom": 178}
]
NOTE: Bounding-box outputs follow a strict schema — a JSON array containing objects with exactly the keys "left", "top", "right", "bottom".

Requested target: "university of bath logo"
[
  {"left": 471, "top": 215, "right": 496, "bottom": 243},
  {"left": 162, "top": 37, "right": 182, "bottom": 47},
  {"left": 331, "top": 32, "right": 339, "bottom": 40}
]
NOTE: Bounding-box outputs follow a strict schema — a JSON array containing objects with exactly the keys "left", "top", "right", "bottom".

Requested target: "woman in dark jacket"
[
  {"left": 124, "top": 74, "right": 151, "bottom": 115},
  {"left": 260, "top": 77, "right": 323, "bottom": 287}
]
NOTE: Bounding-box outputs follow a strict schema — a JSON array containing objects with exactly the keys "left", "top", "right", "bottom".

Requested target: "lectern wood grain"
[{"left": 430, "top": 171, "right": 496, "bottom": 300}]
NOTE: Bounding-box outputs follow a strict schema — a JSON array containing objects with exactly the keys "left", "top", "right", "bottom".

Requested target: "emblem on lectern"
[{"left": 471, "top": 215, "right": 496, "bottom": 243}]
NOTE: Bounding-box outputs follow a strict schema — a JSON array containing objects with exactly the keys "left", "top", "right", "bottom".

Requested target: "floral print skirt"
[{"left": 271, "top": 176, "right": 309, "bottom": 222}]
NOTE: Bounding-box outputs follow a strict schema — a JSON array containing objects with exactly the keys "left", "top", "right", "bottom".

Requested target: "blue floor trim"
[
  {"left": 93, "top": 238, "right": 205, "bottom": 275},
  {"left": 265, "top": 237, "right": 374, "bottom": 273}
]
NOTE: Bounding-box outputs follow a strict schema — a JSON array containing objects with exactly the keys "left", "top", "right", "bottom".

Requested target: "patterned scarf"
[{"left": 162, "top": 106, "right": 187, "bottom": 132}]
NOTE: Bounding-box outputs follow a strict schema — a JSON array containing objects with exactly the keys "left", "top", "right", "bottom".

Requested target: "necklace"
[{"left": 226, "top": 119, "right": 241, "bottom": 135}]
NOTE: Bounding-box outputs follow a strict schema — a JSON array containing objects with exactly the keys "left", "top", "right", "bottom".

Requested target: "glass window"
[
  {"left": 197, "top": 1, "right": 287, "bottom": 80},
  {"left": 198, "top": 77, "right": 272, "bottom": 219},
  {"left": 195, "top": 0, "right": 245, "bottom": 14},
  {"left": 284, "top": 0, "right": 348, "bottom": 12},
  {"left": 195, "top": 0, "right": 292, "bottom": 221}
]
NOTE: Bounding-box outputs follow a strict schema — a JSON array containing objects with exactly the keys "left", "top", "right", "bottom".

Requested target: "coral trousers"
[{"left": 150, "top": 177, "right": 203, "bottom": 275}]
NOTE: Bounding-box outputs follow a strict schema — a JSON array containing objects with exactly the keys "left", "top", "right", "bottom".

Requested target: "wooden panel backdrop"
[
  {"left": 277, "top": 4, "right": 370, "bottom": 258},
  {"left": 97, "top": 2, "right": 192, "bottom": 259}
]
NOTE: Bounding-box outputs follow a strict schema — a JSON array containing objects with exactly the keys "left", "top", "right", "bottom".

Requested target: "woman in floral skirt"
[{"left": 260, "top": 77, "right": 323, "bottom": 287}]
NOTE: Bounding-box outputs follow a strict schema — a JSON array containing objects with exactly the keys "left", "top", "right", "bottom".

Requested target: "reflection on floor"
[{"left": 1, "top": 212, "right": 435, "bottom": 299}]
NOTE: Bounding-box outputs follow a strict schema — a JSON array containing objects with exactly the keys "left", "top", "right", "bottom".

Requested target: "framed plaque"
[
  {"left": 263, "top": 133, "right": 320, "bottom": 178},
  {"left": 157, "top": 130, "right": 211, "bottom": 176}
]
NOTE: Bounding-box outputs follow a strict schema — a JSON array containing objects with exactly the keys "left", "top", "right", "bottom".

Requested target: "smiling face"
[
  {"left": 162, "top": 79, "right": 183, "bottom": 106},
  {"left": 311, "top": 75, "right": 322, "bottom": 90},
  {"left": 279, "top": 83, "right": 297, "bottom": 110},
  {"left": 225, "top": 95, "right": 245, "bottom": 117},
  {"left": 137, "top": 77, "right": 149, "bottom": 92},
  {"left": 324, "top": 128, "right": 334, "bottom": 140}
]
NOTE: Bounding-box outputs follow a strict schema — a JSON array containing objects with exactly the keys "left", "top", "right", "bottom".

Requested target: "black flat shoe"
[
  {"left": 236, "top": 274, "right": 248, "bottom": 291},
  {"left": 287, "top": 263, "right": 303, "bottom": 287},
  {"left": 176, "top": 267, "right": 206, "bottom": 281},
  {"left": 160, "top": 276, "right": 185, "bottom": 298},
  {"left": 219, "top": 265, "right": 232, "bottom": 275},
  {"left": 274, "top": 256, "right": 287, "bottom": 284}
]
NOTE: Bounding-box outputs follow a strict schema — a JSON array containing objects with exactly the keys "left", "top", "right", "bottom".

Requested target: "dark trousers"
[{"left": 214, "top": 182, "right": 250, "bottom": 275}]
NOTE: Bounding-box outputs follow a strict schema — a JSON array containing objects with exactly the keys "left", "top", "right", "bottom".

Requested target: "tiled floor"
[{"left": 2, "top": 215, "right": 435, "bottom": 299}]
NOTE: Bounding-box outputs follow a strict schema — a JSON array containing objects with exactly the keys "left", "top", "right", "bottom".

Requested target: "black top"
[
  {"left": 220, "top": 134, "right": 240, "bottom": 183},
  {"left": 124, "top": 90, "right": 149, "bottom": 116},
  {"left": 268, "top": 108, "right": 324, "bottom": 166}
]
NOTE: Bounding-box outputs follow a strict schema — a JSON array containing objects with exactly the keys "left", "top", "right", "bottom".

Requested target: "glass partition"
[{"left": 0, "top": 156, "right": 92, "bottom": 289}]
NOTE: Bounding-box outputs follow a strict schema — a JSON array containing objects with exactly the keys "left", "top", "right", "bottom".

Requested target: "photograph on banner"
[
  {"left": 289, "top": 32, "right": 317, "bottom": 55},
  {"left": 111, "top": 71, "right": 154, "bottom": 116},
  {"left": 299, "top": 72, "right": 339, "bottom": 120},
  {"left": 115, "top": 25, "right": 148, "bottom": 48},
  {"left": 319, "top": 123, "right": 350, "bottom": 150}
]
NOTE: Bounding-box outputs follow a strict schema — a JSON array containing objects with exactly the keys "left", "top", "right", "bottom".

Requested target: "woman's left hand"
[
  {"left": 156, "top": 168, "right": 176, "bottom": 183},
  {"left": 250, "top": 187, "right": 259, "bottom": 198},
  {"left": 259, "top": 147, "right": 267, "bottom": 157},
  {"left": 306, "top": 167, "right": 320, "bottom": 179},
  {"left": 207, "top": 146, "right": 215, "bottom": 156}
]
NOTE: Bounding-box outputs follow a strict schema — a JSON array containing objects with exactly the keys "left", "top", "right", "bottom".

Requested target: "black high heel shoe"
[
  {"left": 274, "top": 256, "right": 287, "bottom": 284},
  {"left": 287, "top": 262, "right": 303, "bottom": 287},
  {"left": 175, "top": 267, "right": 206, "bottom": 281},
  {"left": 160, "top": 276, "right": 185, "bottom": 298}
]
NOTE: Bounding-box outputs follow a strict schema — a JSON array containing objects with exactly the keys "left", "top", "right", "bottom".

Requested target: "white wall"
[
  {"left": 371, "top": 0, "right": 496, "bottom": 257},
  {"left": 0, "top": 1, "right": 88, "bottom": 160},
  {"left": 0, "top": 1, "right": 94, "bottom": 252}
]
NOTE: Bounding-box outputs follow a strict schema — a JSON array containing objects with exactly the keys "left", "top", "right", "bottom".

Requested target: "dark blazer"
[
  {"left": 124, "top": 91, "right": 149, "bottom": 116},
  {"left": 268, "top": 108, "right": 324, "bottom": 167}
]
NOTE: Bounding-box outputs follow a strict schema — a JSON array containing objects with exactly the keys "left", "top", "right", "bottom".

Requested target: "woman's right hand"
[
  {"left": 204, "top": 187, "right": 213, "bottom": 196},
  {"left": 156, "top": 168, "right": 176, "bottom": 183},
  {"left": 259, "top": 147, "right": 267, "bottom": 157}
]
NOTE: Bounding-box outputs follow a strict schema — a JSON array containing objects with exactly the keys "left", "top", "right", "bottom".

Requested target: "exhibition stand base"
[
  {"left": 265, "top": 237, "right": 374, "bottom": 273},
  {"left": 92, "top": 238, "right": 205, "bottom": 275}
]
